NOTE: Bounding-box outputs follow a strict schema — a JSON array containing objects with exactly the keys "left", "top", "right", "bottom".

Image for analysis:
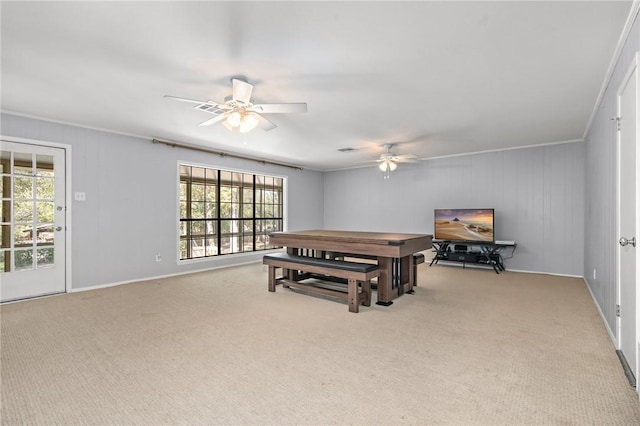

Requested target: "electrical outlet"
[
  {"left": 74, "top": 192, "right": 86, "bottom": 201},
  {"left": 155, "top": 254, "right": 162, "bottom": 262}
]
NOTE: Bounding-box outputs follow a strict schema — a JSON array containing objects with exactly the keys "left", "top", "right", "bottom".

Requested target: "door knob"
[
  {"left": 619, "top": 237, "right": 636, "bottom": 247},
  {"left": 55, "top": 226, "right": 62, "bottom": 232}
]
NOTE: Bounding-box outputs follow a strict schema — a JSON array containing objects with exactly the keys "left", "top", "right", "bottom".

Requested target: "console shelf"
[{"left": 429, "top": 240, "right": 517, "bottom": 274}]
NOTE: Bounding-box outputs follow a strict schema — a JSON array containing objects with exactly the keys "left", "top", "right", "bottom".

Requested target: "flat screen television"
[{"left": 434, "top": 208, "right": 495, "bottom": 243}]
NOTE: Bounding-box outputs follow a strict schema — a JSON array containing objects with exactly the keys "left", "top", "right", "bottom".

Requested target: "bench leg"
[
  {"left": 361, "top": 280, "right": 371, "bottom": 307},
  {"left": 348, "top": 278, "right": 359, "bottom": 313},
  {"left": 348, "top": 279, "right": 371, "bottom": 313},
  {"left": 268, "top": 265, "right": 277, "bottom": 292}
]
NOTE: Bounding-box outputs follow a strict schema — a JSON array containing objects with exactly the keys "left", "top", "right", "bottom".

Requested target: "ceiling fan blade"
[
  {"left": 250, "top": 103, "right": 308, "bottom": 114},
  {"left": 165, "top": 95, "right": 231, "bottom": 114},
  {"left": 232, "top": 78, "right": 253, "bottom": 105},
  {"left": 392, "top": 154, "right": 418, "bottom": 161},
  {"left": 164, "top": 95, "right": 207, "bottom": 104},
  {"left": 255, "top": 113, "right": 278, "bottom": 131},
  {"left": 199, "top": 112, "right": 230, "bottom": 126}
]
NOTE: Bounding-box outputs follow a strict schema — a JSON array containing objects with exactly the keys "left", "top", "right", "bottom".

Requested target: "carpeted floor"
[{"left": 1, "top": 261, "right": 639, "bottom": 425}]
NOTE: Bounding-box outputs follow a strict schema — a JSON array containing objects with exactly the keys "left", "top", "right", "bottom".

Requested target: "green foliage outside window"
[
  {"left": 179, "top": 164, "right": 283, "bottom": 260},
  {"left": 2, "top": 154, "right": 56, "bottom": 273}
]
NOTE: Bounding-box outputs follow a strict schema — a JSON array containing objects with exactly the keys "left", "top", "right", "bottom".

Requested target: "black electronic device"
[{"left": 448, "top": 252, "right": 478, "bottom": 263}]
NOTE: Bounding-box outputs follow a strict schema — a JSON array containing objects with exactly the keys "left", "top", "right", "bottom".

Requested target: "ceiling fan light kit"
[
  {"left": 223, "top": 110, "right": 259, "bottom": 133},
  {"left": 378, "top": 159, "right": 397, "bottom": 172},
  {"left": 379, "top": 159, "right": 397, "bottom": 180},
  {"left": 165, "top": 77, "right": 307, "bottom": 134},
  {"left": 374, "top": 143, "right": 417, "bottom": 179}
]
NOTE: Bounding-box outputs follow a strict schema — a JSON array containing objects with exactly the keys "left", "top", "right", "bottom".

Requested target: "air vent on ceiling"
[
  {"left": 338, "top": 147, "right": 356, "bottom": 152},
  {"left": 196, "top": 104, "right": 225, "bottom": 114}
]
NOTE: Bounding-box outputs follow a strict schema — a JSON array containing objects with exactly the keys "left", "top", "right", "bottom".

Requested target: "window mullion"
[
  {"left": 252, "top": 175, "right": 256, "bottom": 252},
  {"left": 216, "top": 169, "right": 221, "bottom": 254},
  {"left": 186, "top": 171, "right": 193, "bottom": 259}
]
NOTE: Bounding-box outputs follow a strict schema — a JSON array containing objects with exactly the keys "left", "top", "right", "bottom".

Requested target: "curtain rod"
[{"left": 152, "top": 138, "right": 304, "bottom": 170}]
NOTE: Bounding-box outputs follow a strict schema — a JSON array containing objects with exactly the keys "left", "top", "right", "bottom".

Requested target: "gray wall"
[
  {"left": 1, "top": 113, "right": 324, "bottom": 290},
  {"left": 0, "top": 111, "right": 592, "bottom": 286},
  {"left": 584, "top": 12, "right": 640, "bottom": 336},
  {"left": 324, "top": 142, "right": 585, "bottom": 276}
]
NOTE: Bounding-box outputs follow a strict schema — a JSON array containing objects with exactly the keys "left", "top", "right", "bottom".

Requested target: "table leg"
[
  {"left": 404, "top": 255, "right": 415, "bottom": 294},
  {"left": 286, "top": 247, "right": 299, "bottom": 281},
  {"left": 376, "top": 257, "right": 393, "bottom": 306}
]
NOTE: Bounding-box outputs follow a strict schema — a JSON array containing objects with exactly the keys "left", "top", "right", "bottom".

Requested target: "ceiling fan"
[
  {"left": 375, "top": 144, "right": 418, "bottom": 179},
  {"left": 164, "top": 77, "right": 307, "bottom": 133}
]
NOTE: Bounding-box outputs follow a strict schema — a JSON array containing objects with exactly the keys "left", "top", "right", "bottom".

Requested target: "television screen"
[{"left": 434, "top": 209, "right": 495, "bottom": 243}]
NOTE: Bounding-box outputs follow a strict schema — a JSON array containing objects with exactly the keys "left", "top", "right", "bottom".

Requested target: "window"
[
  {"left": 1, "top": 151, "right": 56, "bottom": 272},
  {"left": 179, "top": 164, "right": 283, "bottom": 260}
]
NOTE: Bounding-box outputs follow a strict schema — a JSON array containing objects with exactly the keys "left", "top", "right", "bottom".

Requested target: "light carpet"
[{"left": 1, "top": 261, "right": 639, "bottom": 425}]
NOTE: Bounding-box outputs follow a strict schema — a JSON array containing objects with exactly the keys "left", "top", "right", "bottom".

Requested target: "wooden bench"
[
  {"left": 263, "top": 252, "right": 380, "bottom": 313},
  {"left": 328, "top": 251, "right": 426, "bottom": 288}
]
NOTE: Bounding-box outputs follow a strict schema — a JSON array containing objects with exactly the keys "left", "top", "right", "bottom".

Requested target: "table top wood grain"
[
  {"left": 270, "top": 229, "right": 429, "bottom": 245},
  {"left": 270, "top": 230, "right": 433, "bottom": 258}
]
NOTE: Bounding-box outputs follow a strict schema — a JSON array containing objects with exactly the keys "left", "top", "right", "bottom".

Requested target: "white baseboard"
[
  {"left": 71, "top": 258, "right": 264, "bottom": 293},
  {"left": 582, "top": 277, "right": 617, "bottom": 346},
  {"left": 506, "top": 268, "right": 583, "bottom": 279},
  {"left": 430, "top": 261, "right": 583, "bottom": 278}
]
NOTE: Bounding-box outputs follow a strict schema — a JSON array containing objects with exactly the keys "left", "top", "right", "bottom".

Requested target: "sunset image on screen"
[{"left": 434, "top": 209, "right": 494, "bottom": 242}]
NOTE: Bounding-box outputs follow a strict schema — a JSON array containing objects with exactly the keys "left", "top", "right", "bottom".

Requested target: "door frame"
[
  {"left": 616, "top": 52, "right": 640, "bottom": 388},
  {"left": 1, "top": 135, "right": 73, "bottom": 296}
]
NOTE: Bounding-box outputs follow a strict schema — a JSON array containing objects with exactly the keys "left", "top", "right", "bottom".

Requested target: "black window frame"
[{"left": 179, "top": 163, "right": 284, "bottom": 261}]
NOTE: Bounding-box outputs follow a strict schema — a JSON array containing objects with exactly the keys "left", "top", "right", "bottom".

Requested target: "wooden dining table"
[{"left": 269, "top": 230, "right": 433, "bottom": 305}]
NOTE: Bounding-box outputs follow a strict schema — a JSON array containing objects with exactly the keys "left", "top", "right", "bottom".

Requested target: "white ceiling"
[{"left": 1, "top": 1, "right": 633, "bottom": 170}]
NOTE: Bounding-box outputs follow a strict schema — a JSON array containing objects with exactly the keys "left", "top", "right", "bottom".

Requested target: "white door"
[
  {"left": 618, "top": 57, "right": 638, "bottom": 381},
  {"left": 0, "top": 140, "right": 66, "bottom": 302}
]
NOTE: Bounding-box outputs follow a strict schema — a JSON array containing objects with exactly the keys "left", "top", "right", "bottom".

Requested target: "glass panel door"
[{"left": 0, "top": 141, "right": 66, "bottom": 302}]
